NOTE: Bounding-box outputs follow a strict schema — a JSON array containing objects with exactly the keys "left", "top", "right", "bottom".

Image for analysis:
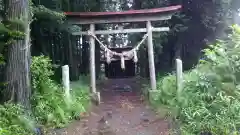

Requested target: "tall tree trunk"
[
  {"left": 95, "top": 34, "right": 101, "bottom": 79},
  {"left": 81, "top": 35, "right": 89, "bottom": 75},
  {"left": 4, "top": 0, "right": 31, "bottom": 109}
]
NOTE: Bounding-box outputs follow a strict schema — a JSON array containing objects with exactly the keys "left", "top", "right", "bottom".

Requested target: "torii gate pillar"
[
  {"left": 89, "top": 23, "right": 100, "bottom": 105},
  {"left": 146, "top": 21, "right": 157, "bottom": 90}
]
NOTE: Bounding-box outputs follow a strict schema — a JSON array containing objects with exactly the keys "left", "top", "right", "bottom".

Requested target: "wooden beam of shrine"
[
  {"left": 67, "top": 14, "right": 172, "bottom": 25},
  {"left": 71, "top": 27, "right": 170, "bottom": 35}
]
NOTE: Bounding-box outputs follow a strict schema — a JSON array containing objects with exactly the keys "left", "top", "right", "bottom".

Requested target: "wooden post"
[
  {"left": 146, "top": 21, "right": 157, "bottom": 90},
  {"left": 90, "top": 24, "right": 96, "bottom": 93},
  {"left": 89, "top": 24, "right": 100, "bottom": 104},
  {"left": 176, "top": 59, "right": 183, "bottom": 93},
  {"left": 62, "top": 65, "right": 70, "bottom": 99}
]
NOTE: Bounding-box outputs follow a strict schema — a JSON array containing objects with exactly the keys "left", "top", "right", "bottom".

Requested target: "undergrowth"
[
  {"left": 0, "top": 103, "right": 34, "bottom": 135},
  {"left": 31, "top": 55, "right": 90, "bottom": 128},
  {"left": 0, "top": 55, "right": 90, "bottom": 135},
  {"left": 151, "top": 24, "right": 240, "bottom": 135}
]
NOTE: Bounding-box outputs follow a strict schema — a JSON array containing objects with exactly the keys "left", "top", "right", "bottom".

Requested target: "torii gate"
[{"left": 65, "top": 5, "right": 182, "bottom": 104}]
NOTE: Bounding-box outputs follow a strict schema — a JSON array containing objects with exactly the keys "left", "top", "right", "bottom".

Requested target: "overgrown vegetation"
[
  {"left": 0, "top": 103, "right": 34, "bottom": 135},
  {"left": 31, "top": 55, "right": 90, "bottom": 128},
  {"left": 0, "top": 55, "right": 90, "bottom": 134},
  {"left": 151, "top": 24, "right": 240, "bottom": 135}
]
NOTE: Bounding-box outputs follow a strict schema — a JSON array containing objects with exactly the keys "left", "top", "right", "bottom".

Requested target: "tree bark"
[
  {"left": 68, "top": 34, "right": 79, "bottom": 81},
  {"left": 81, "top": 35, "right": 89, "bottom": 75},
  {"left": 4, "top": 0, "right": 31, "bottom": 109}
]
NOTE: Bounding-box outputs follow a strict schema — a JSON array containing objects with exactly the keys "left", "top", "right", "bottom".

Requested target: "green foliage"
[
  {"left": 151, "top": 24, "right": 240, "bottom": 135},
  {"left": 33, "top": 5, "right": 65, "bottom": 24},
  {"left": 31, "top": 4, "right": 67, "bottom": 35},
  {"left": 0, "top": 103, "right": 34, "bottom": 135},
  {"left": 0, "top": 54, "right": 4, "bottom": 65},
  {"left": 31, "top": 55, "right": 54, "bottom": 91},
  {"left": 31, "top": 55, "right": 90, "bottom": 128},
  {"left": 0, "top": 20, "right": 26, "bottom": 65}
]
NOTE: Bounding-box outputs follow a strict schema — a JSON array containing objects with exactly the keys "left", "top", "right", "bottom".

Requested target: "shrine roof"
[{"left": 64, "top": 5, "right": 181, "bottom": 17}]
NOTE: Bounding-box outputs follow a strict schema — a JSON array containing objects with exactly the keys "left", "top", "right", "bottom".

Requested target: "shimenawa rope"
[{"left": 88, "top": 31, "right": 148, "bottom": 69}]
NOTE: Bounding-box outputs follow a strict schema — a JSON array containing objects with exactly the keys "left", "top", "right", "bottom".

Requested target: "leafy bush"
[
  {"left": 152, "top": 24, "right": 240, "bottom": 135},
  {"left": 31, "top": 55, "right": 90, "bottom": 128},
  {"left": 0, "top": 103, "right": 34, "bottom": 135},
  {"left": 0, "top": 55, "right": 90, "bottom": 135}
]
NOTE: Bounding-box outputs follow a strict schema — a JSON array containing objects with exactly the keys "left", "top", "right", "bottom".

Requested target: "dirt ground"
[{"left": 51, "top": 78, "right": 170, "bottom": 135}]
